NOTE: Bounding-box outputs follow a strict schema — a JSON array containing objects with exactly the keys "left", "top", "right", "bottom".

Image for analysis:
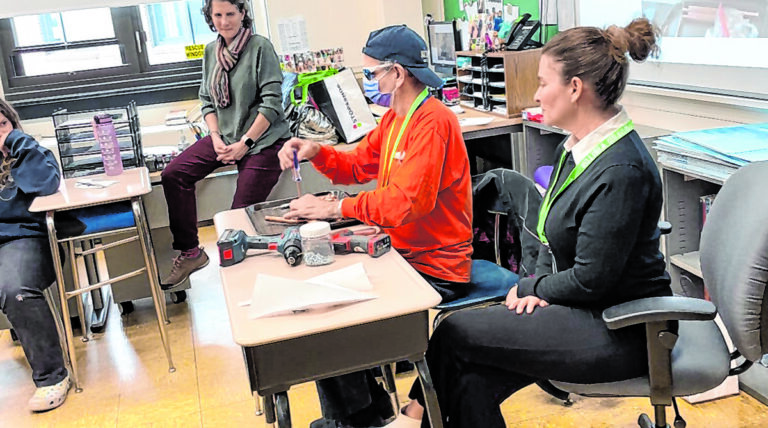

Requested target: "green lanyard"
[
  {"left": 537, "top": 120, "right": 635, "bottom": 245},
  {"left": 380, "top": 88, "right": 429, "bottom": 187}
]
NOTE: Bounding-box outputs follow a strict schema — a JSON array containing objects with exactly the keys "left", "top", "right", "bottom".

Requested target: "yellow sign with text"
[{"left": 185, "top": 44, "right": 205, "bottom": 60}]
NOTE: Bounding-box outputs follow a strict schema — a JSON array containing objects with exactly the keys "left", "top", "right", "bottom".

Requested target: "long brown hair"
[
  {"left": 543, "top": 18, "right": 659, "bottom": 110},
  {"left": 0, "top": 99, "right": 22, "bottom": 132}
]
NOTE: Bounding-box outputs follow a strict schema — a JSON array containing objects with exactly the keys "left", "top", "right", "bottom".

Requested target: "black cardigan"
[{"left": 517, "top": 130, "right": 671, "bottom": 309}]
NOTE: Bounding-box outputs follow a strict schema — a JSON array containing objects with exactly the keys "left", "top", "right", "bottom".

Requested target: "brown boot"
[{"left": 161, "top": 248, "right": 209, "bottom": 290}]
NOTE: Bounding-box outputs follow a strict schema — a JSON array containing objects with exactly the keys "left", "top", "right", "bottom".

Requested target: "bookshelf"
[{"left": 456, "top": 49, "right": 541, "bottom": 118}]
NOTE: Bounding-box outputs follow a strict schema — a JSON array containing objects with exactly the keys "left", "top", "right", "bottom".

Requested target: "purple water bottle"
[{"left": 92, "top": 114, "right": 123, "bottom": 176}]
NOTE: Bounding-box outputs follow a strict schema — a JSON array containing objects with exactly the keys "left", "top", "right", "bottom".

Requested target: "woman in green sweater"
[{"left": 160, "top": 0, "right": 290, "bottom": 288}]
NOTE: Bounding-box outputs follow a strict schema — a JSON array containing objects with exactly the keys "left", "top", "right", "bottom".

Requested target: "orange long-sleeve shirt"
[{"left": 311, "top": 97, "right": 473, "bottom": 282}]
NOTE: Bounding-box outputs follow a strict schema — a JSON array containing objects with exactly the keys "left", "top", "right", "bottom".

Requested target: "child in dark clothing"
[{"left": 0, "top": 99, "right": 71, "bottom": 412}]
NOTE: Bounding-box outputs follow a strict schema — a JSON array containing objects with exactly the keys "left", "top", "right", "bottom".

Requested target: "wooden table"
[{"left": 213, "top": 208, "right": 444, "bottom": 427}]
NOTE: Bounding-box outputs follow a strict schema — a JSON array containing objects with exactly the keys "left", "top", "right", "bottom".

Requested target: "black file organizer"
[{"left": 52, "top": 101, "right": 144, "bottom": 178}]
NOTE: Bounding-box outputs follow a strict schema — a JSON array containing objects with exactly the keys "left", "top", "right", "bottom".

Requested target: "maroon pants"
[{"left": 161, "top": 136, "right": 285, "bottom": 251}]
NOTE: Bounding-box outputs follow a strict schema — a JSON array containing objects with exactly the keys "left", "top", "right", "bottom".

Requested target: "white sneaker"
[
  {"left": 28, "top": 375, "right": 71, "bottom": 412},
  {"left": 382, "top": 408, "right": 422, "bottom": 428}
]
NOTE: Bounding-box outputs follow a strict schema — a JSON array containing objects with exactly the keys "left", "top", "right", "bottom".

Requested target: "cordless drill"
[
  {"left": 217, "top": 227, "right": 303, "bottom": 267},
  {"left": 330, "top": 229, "right": 391, "bottom": 258}
]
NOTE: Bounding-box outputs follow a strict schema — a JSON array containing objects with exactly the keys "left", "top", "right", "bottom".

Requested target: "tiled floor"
[{"left": 1, "top": 226, "right": 767, "bottom": 427}]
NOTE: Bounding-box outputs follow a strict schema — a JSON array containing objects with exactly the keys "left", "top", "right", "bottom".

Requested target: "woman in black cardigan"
[{"left": 388, "top": 18, "right": 673, "bottom": 428}]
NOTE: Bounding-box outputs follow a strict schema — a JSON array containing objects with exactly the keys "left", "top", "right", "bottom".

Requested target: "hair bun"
[
  {"left": 623, "top": 18, "right": 659, "bottom": 62},
  {"left": 604, "top": 25, "right": 630, "bottom": 63}
]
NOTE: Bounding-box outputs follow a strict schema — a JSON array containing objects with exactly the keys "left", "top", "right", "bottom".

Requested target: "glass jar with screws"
[{"left": 299, "top": 221, "right": 335, "bottom": 266}]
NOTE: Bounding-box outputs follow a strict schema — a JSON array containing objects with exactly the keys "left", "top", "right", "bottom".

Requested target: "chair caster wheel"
[
  {"left": 562, "top": 398, "right": 574, "bottom": 407},
  {"left": 118, "top": 301, "right": 135, "bottom": 315},
  {"left": 170, "top": 290, "right": 187, "bottom": 304},
  {"left": 91, "top": 324, "right": 106, "bottom": 334},
  {"left": 674, "top": 418, "right": 686, "bottom": 428},
  {"left": 638, "top": 414, "right": 653, "bottom": 428}
]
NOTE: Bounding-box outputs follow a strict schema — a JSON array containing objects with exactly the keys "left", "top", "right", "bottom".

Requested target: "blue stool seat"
[
  {"left": 435, "top": 259, "right": 519, "bottom": 311},
  {"left": 59, "top": 201, "right": 135, "bottom": 238}
]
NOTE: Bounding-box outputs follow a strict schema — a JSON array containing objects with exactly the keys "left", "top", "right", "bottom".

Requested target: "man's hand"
[
  {"left": 277, "top": 137, "right": 322, "bottom": 170},
  {"left": 283, "top": 194, "right": 341, "bottom": 220},
  {"left": 505, "top": 285, "right": 549, "bottom": 314},
  {"left": 217, "top": 138, "right": 249, "bottom": 164}
]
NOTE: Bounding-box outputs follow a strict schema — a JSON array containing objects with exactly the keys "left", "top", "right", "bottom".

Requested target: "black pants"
[
  {"left": 0, "top": 237, "right": 67, "bottom": 387},
  {"left": 315, "top": 273, "right": 469, "bottom": 426},
  {"left": 408, "top": 304, "right": 649, "bottom": 428}
]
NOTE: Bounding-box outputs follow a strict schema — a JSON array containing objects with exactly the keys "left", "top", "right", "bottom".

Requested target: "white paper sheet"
[
  {"left": 307, "top": 262, "right": 373, "bottom": 291},
  {"left": 277, "top": 16, "right": 309, "bottom": 54},
  {"left": 459, "top": 117, "right": 494, "bottom": 127},
  {"left": 246, "top": 273, "right": 377, "bottom": 319}
]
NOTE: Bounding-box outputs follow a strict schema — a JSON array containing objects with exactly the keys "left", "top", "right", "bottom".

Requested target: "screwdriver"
[{"left": 292, "top": 148, "right": 302, "bottom": 198}]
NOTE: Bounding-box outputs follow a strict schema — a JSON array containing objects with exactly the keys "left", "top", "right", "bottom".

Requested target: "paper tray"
[{"left": 245, "top": 190, "right": 360, "bottom": 236}]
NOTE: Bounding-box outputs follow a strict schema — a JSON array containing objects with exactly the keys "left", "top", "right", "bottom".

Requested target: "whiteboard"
[{"left": 576, "top": 0, "right": 768, "bottom": 100}]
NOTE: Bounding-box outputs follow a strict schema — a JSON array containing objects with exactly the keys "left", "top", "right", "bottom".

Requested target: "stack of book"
[{"left": 654, "top": 123, "right": 768, "bottom": 182}]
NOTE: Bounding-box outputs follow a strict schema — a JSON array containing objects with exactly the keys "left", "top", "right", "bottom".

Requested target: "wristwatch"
[{"left": 244, "top": 136, "right": 256, "bottom": 149}]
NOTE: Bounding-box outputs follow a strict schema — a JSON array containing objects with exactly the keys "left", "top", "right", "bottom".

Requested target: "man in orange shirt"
[{"left": 277, "top": 25, "right": 473, "bottom": 428}]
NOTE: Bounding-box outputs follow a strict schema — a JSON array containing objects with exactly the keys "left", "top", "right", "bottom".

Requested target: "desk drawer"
[{"left": 244, "top": 311, "right": 429, "bottom": 396}]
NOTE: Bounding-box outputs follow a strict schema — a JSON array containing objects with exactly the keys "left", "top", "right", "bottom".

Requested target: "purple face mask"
[{"left": 363, "top": 77, "right": 392, "bottom": 107}]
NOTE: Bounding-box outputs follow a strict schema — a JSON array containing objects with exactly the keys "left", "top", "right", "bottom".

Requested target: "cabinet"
[
  {"left": 520, "top": 120, "right": 568, "bottom": 180},
  {"left": 663, "top": 166, "right": 768, "bottom": 405},
  {"left": 456, "top": 49, "right": 541, "bottom": 118}
]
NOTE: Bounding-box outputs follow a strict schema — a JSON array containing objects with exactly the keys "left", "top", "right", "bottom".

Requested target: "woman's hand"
[
  {"left": 0, "top": 139, "right": 8, "bottom": 159},
  {"left": 277, "top": 137, "right": 321, "bottom": 170},
  {"left": 283, "top": 194, "right": 341, "bottom": 220},
  {"left": 211, "top": 132, "right": 229, "bottom": 154},
  {"left": 216, "top": 137, "right": 250, "bottom": 164},
  {"left": 505, "top": 285, "right": 549, "bottom": 314}
]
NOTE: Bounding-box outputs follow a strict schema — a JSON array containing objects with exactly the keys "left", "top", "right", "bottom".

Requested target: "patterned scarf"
[{"left": 210, "top": 26, "right": 253, "bottom": 108}]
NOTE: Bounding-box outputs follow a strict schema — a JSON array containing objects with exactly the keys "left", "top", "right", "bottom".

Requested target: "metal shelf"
[{"left": 670, "top": 251, "right": 702, "bottom": 278}]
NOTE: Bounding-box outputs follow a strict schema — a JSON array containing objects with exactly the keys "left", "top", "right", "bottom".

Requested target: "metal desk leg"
[
  {"left": 132, "top": 199, "right": 175, "bottom": 373},
  {"left": 415, "top": 358, "right": 443, "bottom": 428},
  {"left": 68, "top": 241, "right": 89, "bottom": 342},
  {"left": 381, "top": 363, "right": 401, "bottom": 416},
  {"left": 135, "top": 198, "right": 170, "bottom": 324},
  {"left": 264, "top": 393, "right": 277, "bottom": 427},
  {"left": 253, "top": 392, "right": 264, "bottom": 416},
  {"left": 46, "top": 213, "right": 82, "bottom": 393}
]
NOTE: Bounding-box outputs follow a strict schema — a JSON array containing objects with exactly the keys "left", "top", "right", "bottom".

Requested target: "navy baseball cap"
[{"left": 362, "top": 25, "right": 444, "bottom": 89}]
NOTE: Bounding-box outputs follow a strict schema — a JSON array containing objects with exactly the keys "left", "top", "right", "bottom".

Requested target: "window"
[
  {"left": 139, "top": 1, "right": 217, "bottom": 65},
  {"left": 7, "top": 8, "right": 128, "bottom": 78},
  {"left": 0, "top": 2, "right": 218, "bottom": 118}
]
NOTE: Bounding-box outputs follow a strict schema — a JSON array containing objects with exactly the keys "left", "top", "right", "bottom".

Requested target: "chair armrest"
[{"left": 602, "top": 296, "right": 716, "bottom": 330}]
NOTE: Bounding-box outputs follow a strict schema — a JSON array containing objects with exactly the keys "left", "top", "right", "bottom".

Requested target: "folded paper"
[{"left": 246, "top": 270, "right": 377, "bottom": 319}]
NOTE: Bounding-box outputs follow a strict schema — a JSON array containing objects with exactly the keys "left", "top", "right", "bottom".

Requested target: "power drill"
[
  {"left": 217, "top": 227, "right": 303, "bottom": 267},
  {"left": 330, "top": 229, "right": 391, "bottom": 258}
]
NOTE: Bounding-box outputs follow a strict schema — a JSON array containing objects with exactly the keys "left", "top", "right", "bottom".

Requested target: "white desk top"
[
  {"left": 213, "top": 209, "right": 442, "bottom": 347},
  {"left": 30, "top": 167, "right": 152, "bottom": 213}
]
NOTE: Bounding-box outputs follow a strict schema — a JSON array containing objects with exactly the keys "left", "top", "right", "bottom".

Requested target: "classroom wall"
[
  {"left": 621, "top": 89, "right": 768, "bottom": 132},
  {"left": 263, "top": 0, "right": 425, "bottom": 69}
]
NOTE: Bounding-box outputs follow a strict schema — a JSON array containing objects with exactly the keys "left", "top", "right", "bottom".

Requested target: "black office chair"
[{"left": 550, "top": 161, "right": 768, "bottom": 428}]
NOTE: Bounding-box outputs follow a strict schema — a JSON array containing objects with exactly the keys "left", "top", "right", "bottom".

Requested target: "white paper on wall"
[{"left": 277, "top": 15, "right": 309, "bottom": 54}]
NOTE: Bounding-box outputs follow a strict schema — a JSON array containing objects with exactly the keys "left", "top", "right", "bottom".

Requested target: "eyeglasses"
[{"left": 362, "top": 63, "right": 393, "bottom": 80}]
